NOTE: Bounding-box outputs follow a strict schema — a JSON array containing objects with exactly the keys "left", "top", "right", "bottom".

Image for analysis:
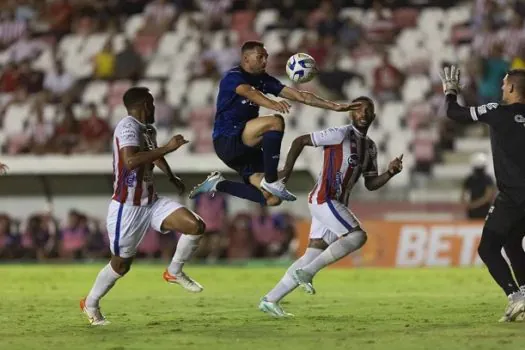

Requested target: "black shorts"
[
  {"left": 484, "top": 192, "right": 525, "bottom": 238},
  {"left": 213, "top": 134, "right": 264, "bottom": 184}
]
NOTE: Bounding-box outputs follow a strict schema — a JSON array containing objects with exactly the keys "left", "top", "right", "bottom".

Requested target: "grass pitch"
[{"left": 0, "top": 264, "right": 523, "bottom": 350}]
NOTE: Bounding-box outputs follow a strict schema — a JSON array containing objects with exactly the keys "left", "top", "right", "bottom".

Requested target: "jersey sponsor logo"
[
  {"left": 477, "top": 103, "right": 498, "bottom": 115},
  {"left": 347, "top": 153, "right": 359, "bottom": 167},
  {"left": 241, "top": 99, "right": 258, "bottom": 107},
  {"left": 126, "top": 171, "right": 137, "bottom": 187},
  {"left": 514, "top": 114, "right": 525, "bottom": 125}
]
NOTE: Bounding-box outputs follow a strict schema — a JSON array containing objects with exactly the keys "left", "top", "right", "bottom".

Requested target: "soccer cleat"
[
  {"left": 163, "top": 269, "right": 203, "bottom": 293},
  {"left": 260, "top": 178, "right": 297, "bottom": 202},
  {"left": 498, "top": 291, "right": 525, "bottom": 322},
  {"left": 292, "top": 268, "right": 316, "bottom": 295},
  {"left": 80, "top": 298, "right": 110, "bottom": 326},
  {"left": 258, "top": 297, "right": 293, "bottom": 318},
  {"left": 188, "top": 171, "right": 224, "bottom": 199}
]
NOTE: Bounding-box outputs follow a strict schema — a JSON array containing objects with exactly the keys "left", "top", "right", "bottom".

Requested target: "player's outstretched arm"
[
  {"left": 364, "top": 154, "right": 403, "bottom": 191},
  {"left": 279, "top": 86, "right": 360, "bottom": 111},
  {"left": 122, "top": 135, "right": 188, "bottom": 170},
  {"left": 439, "top": 65, "right": 476, "bottom": 122},
  {"left": 235, "top": 84, "right": 291, "bottom": 113},
  {"left": 280, "top": 134, "right": 313, "bottom": 182}
]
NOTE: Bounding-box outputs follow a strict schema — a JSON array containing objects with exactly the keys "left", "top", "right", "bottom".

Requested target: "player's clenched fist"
[
  {"left": 166, "top": 135, "right": 189, "bottom": 151},
  {"left": 270, "top": 100, "right": 291, "bottom": 114},
  {"left": 388, "top": 154, "right": 403, "bottom": 176}
]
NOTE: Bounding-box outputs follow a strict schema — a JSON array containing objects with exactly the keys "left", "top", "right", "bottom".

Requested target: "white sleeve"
[
  {"left": 116, "top": 121, "right": 141, "bottom": 148},
  {"left": 310, "top": 127, "right": 347, "bottom": 147}
]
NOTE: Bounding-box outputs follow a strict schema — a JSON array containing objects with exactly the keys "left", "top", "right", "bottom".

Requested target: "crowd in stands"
[{"left": 0, "top": 192, "right": 296, "bottom": 261}]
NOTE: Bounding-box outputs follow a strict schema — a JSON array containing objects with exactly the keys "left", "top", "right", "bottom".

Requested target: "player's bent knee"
[
  {"left": 194, "top": 218, "right": 206, "bottom": 235},
  {"left": 110, "top": 256, "right": 133, "bottom": 276},
  {"left": 267, "top": 114, "right": 285, "bottom": 132},
  {"left": 266, "top": 195, "right": 282, "bottom": 206}
]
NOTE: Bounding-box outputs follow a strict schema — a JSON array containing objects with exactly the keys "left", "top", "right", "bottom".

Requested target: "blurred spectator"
[
  {"left": 410, "top": 122, "right": 437, "bottom": 175},
  {"left": 477, "top": 44, "right": 509, "bottom": 104},
  {"left": 197, "top": 0, "right": 232, "bottom": 31},
  {"left": 193, "top": 193, "right": 228, "bottom": 261},
  {"left": 199, "top": 35, "right": 240, "bottom": 77},
  {"left": 46, "top": 0, "right": 73, "bottom": 40},
  {"left": 21, "top": 213, "right": 57, "bottom": 261},
  {"left": 499, "top": 12, "right": 525, "bottom": 60},
  {"left": 0, "top": 214, "right": 20, "bottom": 259},
  {"left": 0, "top": 9, "right": 27, "bottom": 50},
  {"left": 7, "top": 31, "right": 44, "bottom": 63},
  {"left": 142, "top": 0, "right": 178, "bottom": 35},
  {"left": 59, "top": 210, "right": 89, "bottom": 260},
  {"left": 93, "top": 40, "right": 116, "bottom": 80},
  {"left": 338, "top": 16, "right": 362, "bottom": 49},
  {"left": 0, "top": 62, "right": 20, "bottom": 93},
  {"left": 85, "top": 219, "right": 109, "bottom": 259},
  {"left": 317, "top": 53, "right": 364, "bottom": 100},
  {"left": 43, "top": 60, "right": 76, "bottom": 103},
  {"left": 154, "top": 88, "right": 180, "bottom": 128},
  {"left": 363, "top": 0, "right": 396, "bottom": 44},
  {"left": 115, "top": 39, "right": 143, "bottom": 80},
  {"left": 117, "top": 0, "right": 149, "bottom": 17},
  {"left": 226, "top": 213, "right": 255, "bottom": 260},
  {"left": 15, "top": 0, "right": 38, "bottom": 22},
  {"left": 373, "top": 52, "right": 404, "bottom": 102},
  {"left": 511, "top": 46, "right": 525, "bottom": 70},
  {"left": 25, "top": 103, "right": 54, "bottom": 154},
  {"left": 18, "top": 60, "right": 44, "bottom": 94},
  {"left": 52, "top": 105, "right": 81, "bottom": 154},
  {"left": 472, "top": 19, "right": 501, "bottom": 58},
  {"left": 76, "top": 104, "right": 111, "bottom": 153},
  {"left": 251, "top": 205, "right": 288, "bottom": 258},
  {"left": 317, "top": 3, "right": 343, "bottom": 41},
  {"left": 461, "top": 153, "right": 496, "bottom": 220}
]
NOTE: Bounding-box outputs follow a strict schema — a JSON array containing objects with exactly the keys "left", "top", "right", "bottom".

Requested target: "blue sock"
[
  {"left": 216, "top": 180, "right": 266, "bottom": 205},
  {"left": 262, "top": 130, "right": 284, "bottom": 183}
]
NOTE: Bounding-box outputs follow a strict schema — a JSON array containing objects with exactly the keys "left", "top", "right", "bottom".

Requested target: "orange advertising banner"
[{"left": 295, "top": 220, "right": 487, "bottom": 268}]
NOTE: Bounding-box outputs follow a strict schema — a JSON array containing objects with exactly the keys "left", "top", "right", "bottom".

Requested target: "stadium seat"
[
  {"left": 112, "top": 34, "right": 126, "bottom": 54},
  {"left": 402, "top": 75, "right": 430, "bottom": 104},
  {"left": 82, "top": 81, "right": 109, "bottom": 105},
  {"left": 107, "top": 80, "right": 132, "bottom": 109},
  {"left": 81, "top": 33, "right": 110, "bottom": 59},
  {"left": 186, "top": 79, "right": 214, "bottom": 107},
  {"left": 145, "top": 57, "right": 171, "bottom": 78},
  {"left": 137, "top": 79, "right": 161, "bottom": 97},
  {"left": 255, "top": 9, "right": 279, "bottom": 34},
  {"left": 340, "top": 8, "right": 364, "bottom": 22},
  {"left": 157, "top": 32, "right": 183, "bottom": 57},
  {"left": 4, "top": 103, "right": 31, "bottom": 134},
  {"left": 381, "top": 102, "right": 406, "bottom": 132},
  {"left": 288, "top": 29, "right": 307, "bottom": 51},
  {"left": 110, "top": 104, "right": 128, "bottom": 127},
  {"left": 336, "top": 55, "right": 355, "bottom": 71},
  {"left": 125, "top": 14, "right": 145, "bottom": 39},
  {"left": 262, "top": 30, "right": 286, "bottom": 54}
]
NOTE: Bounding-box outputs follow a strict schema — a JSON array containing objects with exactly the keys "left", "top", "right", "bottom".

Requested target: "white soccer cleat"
[
  {"left": 498, "top": 291, "right": 525, "bottom": 322},
  {"left": 292, "top": 268, "right": 316, "bottom": 295},
  {"left": 260, "top": 178, "right": 296, "bottom": 202},
  {"left": 80, "top": 298, "right": 110, "bottom": 326},
  {"left": 163, "top": 270, "right": 203, "bottom": 293},
  {"left": 258, "top": 297, "right": 293, "bottom": 318}
]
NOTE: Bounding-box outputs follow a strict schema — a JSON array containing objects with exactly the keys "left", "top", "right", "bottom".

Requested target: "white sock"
[
  {"left": 302, "top": 230, "right": 367, "bottom": 276},
  {"left": 86, "top": 263, "right": 122, "bottom": 308},
  {"left": 168, "top": 234, "right": 202, "bottom": 275},
  {"left": 265, "top": 247, "right": 323, "bottom": 302}
]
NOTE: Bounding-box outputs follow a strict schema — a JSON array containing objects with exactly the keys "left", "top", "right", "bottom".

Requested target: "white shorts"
[
  {"left": 308, "top": 201, "right": 361, "bottom": 244},
  {"left": 106, "top": 196, "right": 184, "bottom": 258}
]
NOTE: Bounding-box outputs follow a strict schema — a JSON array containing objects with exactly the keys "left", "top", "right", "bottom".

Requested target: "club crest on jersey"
[
  {"left": 348, "top": 154, "right": 359, "bottom": 167},
  {"left": 126, "top": 171, "right": 137, "bottom": 187}
]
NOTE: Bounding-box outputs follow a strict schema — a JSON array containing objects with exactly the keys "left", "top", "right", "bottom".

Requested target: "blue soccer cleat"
[{"left": 188, "top": 171, "right": 225, "bottom": 199}]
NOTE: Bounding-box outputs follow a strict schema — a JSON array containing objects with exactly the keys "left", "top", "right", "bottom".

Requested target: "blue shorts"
[{"left": 213, "top": 134, "right": 264, "bottom": 184}]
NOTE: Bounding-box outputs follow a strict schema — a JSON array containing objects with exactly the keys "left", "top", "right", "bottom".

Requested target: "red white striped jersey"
[
  {"left": 112, "top": 116, "right": 157, "bottom": 206},
  {"left": 308, "top": 125, "right": 378, "bottom": 206}
]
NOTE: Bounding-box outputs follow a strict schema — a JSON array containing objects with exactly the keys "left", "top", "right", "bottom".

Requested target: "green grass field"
[{"left": 0, "top": 264, "right": 523, "bottom": 350}]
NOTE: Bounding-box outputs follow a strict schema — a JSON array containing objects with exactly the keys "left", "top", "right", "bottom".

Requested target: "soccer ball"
[{"left": 286, "top": 53, "right": 317, "bottom": 84}]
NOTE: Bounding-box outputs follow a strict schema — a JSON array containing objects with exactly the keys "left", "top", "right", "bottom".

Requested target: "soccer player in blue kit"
[{"left": 189, "top": 41, "right": 360, "bottom": 206}]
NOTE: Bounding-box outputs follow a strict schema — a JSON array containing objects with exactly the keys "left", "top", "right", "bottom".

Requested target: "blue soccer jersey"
[{"left": 212, "top": 66, "right": 285, "bottom": 139}]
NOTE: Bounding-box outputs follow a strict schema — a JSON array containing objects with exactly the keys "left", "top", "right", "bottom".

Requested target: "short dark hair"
[
  {"left": 352, "top": 96, "right": 375, "bottom": 112},
  {"left": 241, "top": 41, "right": 264, "bottom": 53},
  {"left": 123, "top": 87, "right": 151, "bottom": 109},
  {"left": 507, "top": 69, "right": 525, "bottom": 97}
]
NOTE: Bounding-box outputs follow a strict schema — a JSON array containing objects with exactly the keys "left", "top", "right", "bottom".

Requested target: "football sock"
[
  {"left": 262, "top": 130, "right": 284, "bottom": 183},
  {"left": 86, "top": 263, "right": 122, "bottom": 308},
  {"left": 265, "top": 248, "right": 323, "bottom": 303},
  {"left": 168, "top": 234, "right": 202, "bottom": 275},
  {"left": 216, "top": 180, "right": 266, "bottom": 204},
  {"left": 503, "top": 232, "right": 525, "bottom": 287},
  {"left": 302, "top": 230, "right": 367, "bottom": 276}
]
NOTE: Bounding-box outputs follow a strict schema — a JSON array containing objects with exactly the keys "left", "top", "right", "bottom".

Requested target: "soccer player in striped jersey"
[
  {"left": 81, "top": 87, "right": 206, "bottom": 325},
  {"left": 259, "top": 96, "right": 403, "bottom": 317}
]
